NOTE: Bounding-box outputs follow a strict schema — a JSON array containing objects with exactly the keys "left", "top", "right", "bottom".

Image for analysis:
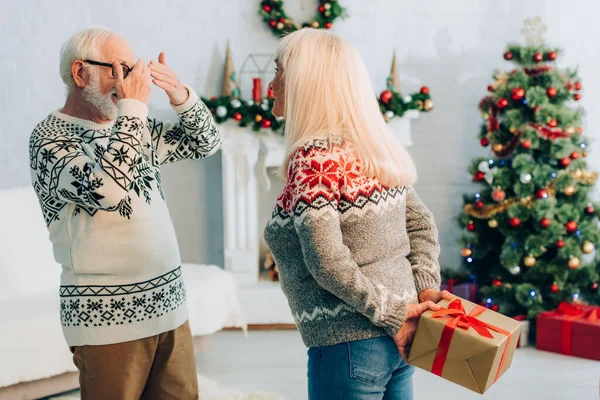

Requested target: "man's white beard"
[{"left": 83, "top": 71, "right": 117, "bottom": 120}]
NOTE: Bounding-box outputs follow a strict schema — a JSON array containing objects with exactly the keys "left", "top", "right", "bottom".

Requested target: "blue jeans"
[{"left": 307, "top": 336, "right": 414, "bottom": 400}]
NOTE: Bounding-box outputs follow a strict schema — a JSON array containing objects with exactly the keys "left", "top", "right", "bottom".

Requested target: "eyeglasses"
[{"left": 84, "top": 59, "right": 132, "bottom": 78}]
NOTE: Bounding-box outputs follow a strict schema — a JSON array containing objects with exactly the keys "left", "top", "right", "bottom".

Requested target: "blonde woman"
[{"left": 264, "top": 29, "right": 451, "bottom": 399}]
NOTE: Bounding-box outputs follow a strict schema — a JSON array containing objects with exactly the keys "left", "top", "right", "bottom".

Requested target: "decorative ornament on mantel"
[
  {"left": 259, "top": 0, "right": 347, "bottom": 36},
  {"left": 379, "top": 51, "right": 434, "bottom": 121}
]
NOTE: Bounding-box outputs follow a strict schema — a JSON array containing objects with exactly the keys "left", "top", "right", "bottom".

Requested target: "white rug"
[{"left": 48, "top": 375, "right": 281, "bottom": 400}]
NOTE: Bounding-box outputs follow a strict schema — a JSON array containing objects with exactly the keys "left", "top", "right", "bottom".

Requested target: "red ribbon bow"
[
  {"left": 430, "top": 299, "right": 511, "bottom": 382},
  {"left": 550, "top": 302, "right": 600, "bottom": 355}
]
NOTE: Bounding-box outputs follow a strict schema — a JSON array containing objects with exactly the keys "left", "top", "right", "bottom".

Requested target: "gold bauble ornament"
[
  {"left": 415, "top": 100, "right": 424, "bottom": 110},
  {"left": 583, "top": 151, "right": 588, "bottom": 157},
  {"left": 566, "top": 126, "right": 575, "bottom": 135},
  {"left": 582, "top": 241, "right": 595, "bottom": 254},
  {"left": 488, "top": 219, "right": 499, "bottom": 228},
  {"left": 568, "top": 257, "right": 581, "bottom": 269},
  {"left": 311, "top": 21, "right": 320, "bottom": 28},
  {"left": 255, "top": 115, "right": 263, "bottom": 122},
  {"left": 564, "top": 186, "right": 575, "bottom": 196},
  {"left": 423, "top": 99, "right": 434, "bottom": 111},
  {"left": 461, "top": 248, "right": 473, "bottom": 257},
  {"left": 524, "top": 255, "right": 537, "bottom": 267},
  {"left": 509, "top": 126, "right": 517, "bottom": 134},
  {"left": 575, "top": 170, "right": 583, "bottom": 178},
  {"left": 277, "top": 22, "right": 284, "bottom": 30},
  {"left": 492, "top": 143, "right": 504, "bottom": 152}
]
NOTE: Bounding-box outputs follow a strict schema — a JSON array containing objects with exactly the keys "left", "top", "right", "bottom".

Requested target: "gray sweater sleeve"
[
  {"left": 405, "top": 186, "right": 441, "bottom": 294},
  {"left": 290, "top": 149, "right": 408, "bottom": 336}
]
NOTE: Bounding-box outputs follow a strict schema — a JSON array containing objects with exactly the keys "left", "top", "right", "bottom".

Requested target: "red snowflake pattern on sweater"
[{"left": 277, "top": 139, "right": 386, "bottom": 216}]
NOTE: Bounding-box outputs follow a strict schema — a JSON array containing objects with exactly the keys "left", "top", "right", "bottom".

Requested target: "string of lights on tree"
[{"left": 456, "top": 18, "right": 600, "bottom": 320}]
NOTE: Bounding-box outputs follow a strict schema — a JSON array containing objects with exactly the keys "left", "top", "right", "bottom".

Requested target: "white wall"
[{"left": 2, "top": 0, "right": 599, "bottom": 268}]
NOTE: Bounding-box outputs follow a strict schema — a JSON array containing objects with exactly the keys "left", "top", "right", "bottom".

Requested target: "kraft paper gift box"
[{"left": 408, "top": 297, "right": 522, "bottom": 394}]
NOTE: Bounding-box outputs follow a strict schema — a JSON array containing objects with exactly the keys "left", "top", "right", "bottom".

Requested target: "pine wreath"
[{"left": 259, "top": 0, "right": 347, "bottom": 36}]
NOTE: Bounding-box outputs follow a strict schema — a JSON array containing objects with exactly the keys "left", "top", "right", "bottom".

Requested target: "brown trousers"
[{"left": 70, "top": 321, "right": 198, "bottom": 400}]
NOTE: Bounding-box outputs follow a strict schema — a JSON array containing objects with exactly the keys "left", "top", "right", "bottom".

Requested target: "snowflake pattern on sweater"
[{"left": 30, "top": 97, "right": 220, "bottom": 227}]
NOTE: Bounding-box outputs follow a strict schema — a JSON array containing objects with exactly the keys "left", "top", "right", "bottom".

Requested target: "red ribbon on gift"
[
  {"left": 430, "top": 299, "right": 511, "bottom": 382},
  {"left": 547, "top": 302, "right": 600, "bottom": 355}
]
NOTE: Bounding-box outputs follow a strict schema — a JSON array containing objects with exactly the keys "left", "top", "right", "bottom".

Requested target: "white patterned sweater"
[
  {"left": 264, "top": 138, "right": 441, "bottom": 347},
  {"left": 29, "top": 88, "right": 220, "bottom": 346}
]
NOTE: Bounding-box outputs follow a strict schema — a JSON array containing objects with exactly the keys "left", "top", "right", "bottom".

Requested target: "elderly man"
[{"left": 28, "top": 27, "right": 220, "bottom": 399}]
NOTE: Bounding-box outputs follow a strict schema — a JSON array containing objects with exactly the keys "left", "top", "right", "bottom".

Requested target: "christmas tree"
[{"left": 458, "top": 18, "right": 600, "bottom": 321}]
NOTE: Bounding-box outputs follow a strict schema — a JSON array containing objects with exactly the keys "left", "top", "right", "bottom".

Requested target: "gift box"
[
  {"left": 440, "top": 280, "right": 478, "bottom": 302},
  {"left": 536, "top": 302, "right": 600, "bottom": 361},
  {"left": 408, "top": 297, "right": 522, "bottom": 394},
  {"left": 513, "top": 316, "right": 530, "bottom": 348}
]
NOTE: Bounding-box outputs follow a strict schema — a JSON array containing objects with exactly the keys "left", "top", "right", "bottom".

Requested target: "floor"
[
  {"left": 46, "top": 329, "right": 599, "bottom": 399},
  {"left": 196, "top": 330, "right": 600, "bottom": 400}
]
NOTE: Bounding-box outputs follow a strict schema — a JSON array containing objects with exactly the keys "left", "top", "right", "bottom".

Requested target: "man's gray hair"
[{"left": 59, "top": 27, "right": 121, "bottom": 93}]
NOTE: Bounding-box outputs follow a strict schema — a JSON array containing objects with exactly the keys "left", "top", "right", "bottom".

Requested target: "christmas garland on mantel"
[{"left": 203, "top": 46, "right": 434, "bottom": 134}]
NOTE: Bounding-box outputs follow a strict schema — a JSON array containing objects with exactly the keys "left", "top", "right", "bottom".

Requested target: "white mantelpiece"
[{"left": 220, "top": 111, "right": 419, "bottom": 324}]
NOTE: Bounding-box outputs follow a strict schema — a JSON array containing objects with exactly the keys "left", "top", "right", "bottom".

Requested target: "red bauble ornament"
[
  {"left": 480, "top": 137, "right": 490, "bottom": 147},
  {"left": 263, "top": 5, "right": 272, "bottom": 12},
  {"left": 509, "top": 217, "right": 521, "bottom": 227},
  {"left": 566, "top": 221, "right": 578, "bottom": 234},
  {"left": 474, "top": 171, "right": 485, "bottom": 182},
  {"left": 492, "top": 189, "right": 506, "bottom": 203},
  {"left": 548, "top": 119, "right": 558, "bottom": 127},
  {"left": 550, "top": 283, "right": 559, "bottom": 293},
  {"left": 585, "top": 205, "right": 595, "bottom": 215},
  {"left": 559, "top": 157, "right": 571, "bottom": 168},
  {"left": 492, "top": 279, "right": 502, "bottom": 287},
  {"left": 318, "top": 5, "right": 325, "bottom": 12},
  {"left": 536, "top": 189, "right": 549, "bottom": 199},
  {"left": 420, "top": 86, "right": 430, "bottom": 95},
  {"left": 591, "top": 282, "right": 599, "bottom": 292},
  {"left": 511, "top": 88, "right": 525, "bottom": 101},
  {"left": 325, "top": 22, "right": 333, "bottom": 29},
  {"left": 473, "top": 200, "right": 484, "bottom": 210},
  {"left": 547, "top": 51, "right": 558, "bottom": 61},
  {"left": 269, "top": 19, "right": 277, "bottom": 27},
  {"left": 233, "top": 112, "right": 242, "bottom": 121},
  {"left": 261, "top": 119, "right": 272, "bottom": 129},
  {"left": 577, "top": 126, "right": 583, "bottom": 134},
  {"left": 567, "top": 81, "right": 574, "bottom": 90},
  {"left": 574, "top": 93, "right": 582, "bottom": 101},
  {"left": 279, "top": 17, "right": 286, "bottom": 23},
  {"left": 540, "top": 217, "right": 551, "bottom": 229},
  {"left": 570, "top": 152, "right": 580, "bottom": 160},
  {"left": 467, "top": 223, "right": 476, "bottom": 232},
  {"left": 547, "top": 87, "right": 557, "bottom": 97},
  {"left": 487, "top": 85, "right": 495, "bottom": 92},
  {"left": 521, "top": 139, "right": 532, "bottom": 149},
  {"left": 504, "top": 51, "right": 513, "bottom": 60},
  {"left": 380, "top": 90, "right": 393, "bottom": 104},
  {"left": 532, "top": 52, "right": 543, "bottom": 62},
  {"left": 497, "top": 98, "right": 509, "bottom": 108},
  {"left": 556, "top": 239, "right": 565, "bottom": 248},
  {"left": 574, "top": 82, "right": 582, "bottom": 91},
  {"left": 491, "top": 304, "right": 500, "bottom": 312}
]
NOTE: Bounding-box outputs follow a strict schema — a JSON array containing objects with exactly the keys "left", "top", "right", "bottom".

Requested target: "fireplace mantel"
[{"left": 220, "top": 111, "right": 419, "bottom": 324}]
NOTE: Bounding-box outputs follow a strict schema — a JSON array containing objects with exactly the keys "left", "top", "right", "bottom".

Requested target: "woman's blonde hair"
[{"left": 275, "top": 29, "right": 417, "bottom": 187}]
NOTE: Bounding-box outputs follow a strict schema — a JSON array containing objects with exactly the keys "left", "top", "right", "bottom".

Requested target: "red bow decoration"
[
  {"left": 556, "top": 302, "right": 599, "bottom": 323},
  {"left": 430, "top": 299, "right": 511, "bottom": 382},
  {"left": 548, "top": 302, "right": 600, "bottom": 355}
]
